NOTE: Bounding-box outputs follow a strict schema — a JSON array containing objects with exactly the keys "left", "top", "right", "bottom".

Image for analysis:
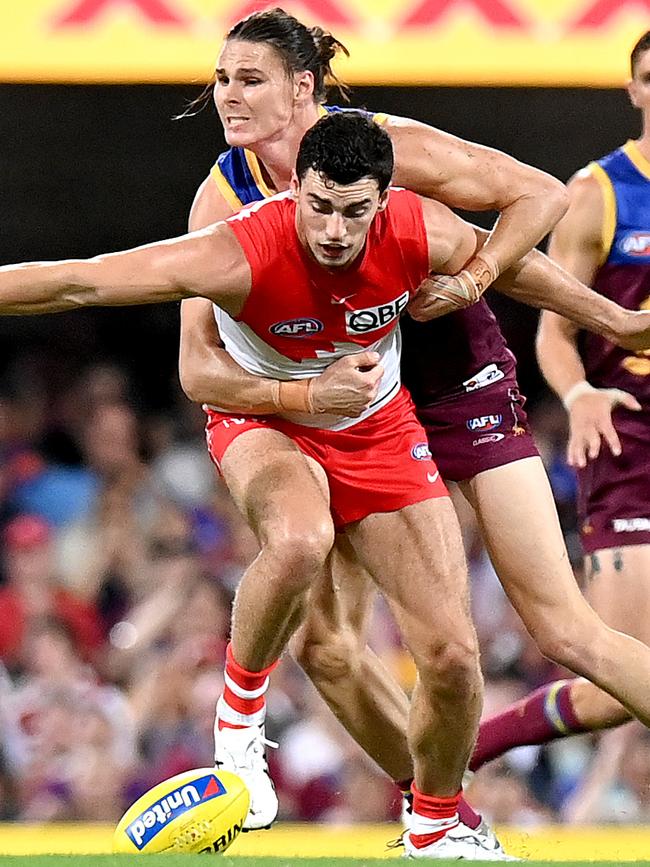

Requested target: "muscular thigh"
[
  {"left": 220, "top": 427, "right": 331, "bottom": 541},
  {"left": 459, "top": 456, "right": 594, "bottom": 630},
  {"left": 584, "top": 545, "right": 650, "bottom": 644},
  {"left": 345, "top": 497, "right": 472, "bottom": 648}
]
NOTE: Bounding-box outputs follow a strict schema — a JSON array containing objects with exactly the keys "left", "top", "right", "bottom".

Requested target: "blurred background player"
[{"left": 464, "top": 31, "right": 650, "bottom": 811}]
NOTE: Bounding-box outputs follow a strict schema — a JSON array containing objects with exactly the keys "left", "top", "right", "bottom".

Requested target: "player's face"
[
  {"left": 292, "top": 168, "right": 389, "bottom": 270},
  {"left": 628, "top": 48, "right": 650, "bottom": 115},
  {"left": 214, "top": 40, "right": 302, "bottom": 147}
]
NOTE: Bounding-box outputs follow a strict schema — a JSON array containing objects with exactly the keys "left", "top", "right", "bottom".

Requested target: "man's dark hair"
[
  {"left": 296, "top": 111, "right": 394, "bottom": 194},
  {"left": 228, "top": 8, "right": 349, "bottom": 103},
  {"left": 631, "top": 31, "right": 650, "bottom": 76}
]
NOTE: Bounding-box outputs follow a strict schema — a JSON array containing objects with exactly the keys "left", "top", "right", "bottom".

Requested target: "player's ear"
[
  {"left": 290, "top": 170, "right": 300, "bottom": 201},
  {"left": 377, "top": 189, "right": 390, "bottom": 212},
  {"left": 627, "top": 77, "right": 640, "bottom": 109},
  {"left": 294, "top": 70, "right": 314, "bottom": 102}
]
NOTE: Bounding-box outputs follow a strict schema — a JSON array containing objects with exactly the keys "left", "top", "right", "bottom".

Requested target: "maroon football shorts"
[
  {"left": 578, "top": 405, "right": 650, "bottom": 554},
  {"left": 205, "top": 387, "right": 448, "bottom": 530},
  {"left": 415, "top": 377, "right": 539, "bottom": 483}
]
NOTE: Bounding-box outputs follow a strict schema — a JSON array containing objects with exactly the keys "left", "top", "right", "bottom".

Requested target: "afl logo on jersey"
[
  {"left": 270, "top": 318, "right": 324, "bottom": 338},
  {"left": 411, "top": 442, "right": 432, "bottom": 461},
  {"left": 346, "top": 291, "right": 409, "bottom": 335},
  {"left": 619, "top": 232, "right": 650, "bottom": 257}
]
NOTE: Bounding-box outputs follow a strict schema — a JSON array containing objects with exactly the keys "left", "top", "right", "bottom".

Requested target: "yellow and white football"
[{"left": 113, "top": 768, "right": 250, "bottom": 854}]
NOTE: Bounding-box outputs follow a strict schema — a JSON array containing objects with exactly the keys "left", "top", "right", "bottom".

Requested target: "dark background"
[{"left": 0, "top": 84, "right": 640, "bottom": 410}]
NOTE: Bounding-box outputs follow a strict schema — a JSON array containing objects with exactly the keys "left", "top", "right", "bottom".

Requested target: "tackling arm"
[{"left": 386, "top": 115, "right": 568, "bottom": 279}]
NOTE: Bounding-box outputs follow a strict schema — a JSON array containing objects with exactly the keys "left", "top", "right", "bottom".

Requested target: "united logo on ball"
[{"left": 113, "top": 768, "right": 250, "bottom": 855}]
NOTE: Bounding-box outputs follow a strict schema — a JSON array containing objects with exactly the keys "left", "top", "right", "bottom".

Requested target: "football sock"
[
  {"left": 397, "top": 777, "right": 482, "bottom": 831},
  {"left": 217, "top": 643, "right": 279, "bottom": 730},
  {"left": 409, "top": 783, "right": 460, "bottom": 848},
  {"left": 470, "top": 679, "right": 585, "bottom": 771}
]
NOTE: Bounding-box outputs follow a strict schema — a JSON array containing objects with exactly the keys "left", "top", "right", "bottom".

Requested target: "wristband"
[
  {"left": 562, "top": 380, "right": 596, "bottom": 411},
  {"left": 270, "top": 379, "right": 316, "bottom": 413}
]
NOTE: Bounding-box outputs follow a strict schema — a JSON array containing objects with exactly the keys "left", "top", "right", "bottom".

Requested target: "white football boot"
[
  {"left": 214, "top": 699, "right": 279, "bottom": 831},
  {"left": 402, "top": 794, "right": 510, "bottom": 859},
  {"left": 403, "top": 821, "right": 521, "bottom": 860}
]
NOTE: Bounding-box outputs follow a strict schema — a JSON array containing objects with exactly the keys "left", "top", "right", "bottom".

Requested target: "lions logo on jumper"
[
  {"left": 619, "top": 232, "right": 650, "bottom": 258},
  {"left": 466, "top": 414, "right": 503, "bottom": 432},
  {"left": 346, "top": 291, "right": 409, "bottom": 335},
  {"left": 411, "top": 442, "right": 432, "bottom": 461},
  {"left": 126, "top": 774, "right": 226, "bottom": 850},
  {"left": 270, "top": 318, "right": 323, "bottom": 337}
]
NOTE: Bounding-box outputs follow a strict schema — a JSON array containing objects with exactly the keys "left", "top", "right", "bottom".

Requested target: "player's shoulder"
[
  {"left": 189, "top": 175, "right": 235, "bottom": 231},
  {"left": 225, "top": 190, "right": 293, "bottom": 226},
  {"left": 565, "top": 165, "right": 607, "bottom": 210}
]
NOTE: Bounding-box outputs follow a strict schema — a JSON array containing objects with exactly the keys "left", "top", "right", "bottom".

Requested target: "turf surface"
[{"left": 6, "top": 858, "right": 650, "bottom": 867}]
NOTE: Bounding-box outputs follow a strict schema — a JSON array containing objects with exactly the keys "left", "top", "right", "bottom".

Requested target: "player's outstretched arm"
[
  {"left": 0, "top": 222, "right": 248, "bottom": 315},
  {"left": 385, "top": 114, "right": 568, "bottom": 279}
]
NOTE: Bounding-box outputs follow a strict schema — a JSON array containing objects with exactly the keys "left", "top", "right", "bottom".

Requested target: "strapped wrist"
[
  {"left": 270, "top": 379, "right": 316, "bottom": 413},
  {"left": 464, "top": 251, "right": 500, "bottom": 296},
  {"left": 562, "top": 380, "right": 596, "bottom": 411}
]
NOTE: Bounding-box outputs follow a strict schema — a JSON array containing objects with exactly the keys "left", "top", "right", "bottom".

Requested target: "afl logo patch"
[
  {"left": 270, "top": 318, "right": 324, "bottom": 338},
  {"left": 620, "top": 232, "right": 650, "bottom": 257},
  {"left": 466, "top": 414, "right": 503, "bottom": 432},
  {"left": 411, "top": 442, "right": 432, "bottom": 461}
]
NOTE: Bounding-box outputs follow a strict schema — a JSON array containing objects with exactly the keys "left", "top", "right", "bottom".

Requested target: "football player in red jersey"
[
  {"left": 178, "top": 8, "right": 650, "bottom": 843},
  {"left": 3, "top": 112, "right": 650, "bottom": 857}
]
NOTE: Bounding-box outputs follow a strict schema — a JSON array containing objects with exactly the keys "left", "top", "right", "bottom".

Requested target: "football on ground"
[{"left": 113, "top": 767, "right": 250, "bottom": 854}]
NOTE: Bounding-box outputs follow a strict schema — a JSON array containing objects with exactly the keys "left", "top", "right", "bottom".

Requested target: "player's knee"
[
  {"left": 293, "top": 626, "right": 359, "bottom": 685},
  {"left": 263, "top": 520, "right": 334, "bottom": 584},
  {"left": 416, "top": 634, "right": 481, "bottom": 696},
  {"left": 534, "top": 618, "right": 595, "bottom": 670}
]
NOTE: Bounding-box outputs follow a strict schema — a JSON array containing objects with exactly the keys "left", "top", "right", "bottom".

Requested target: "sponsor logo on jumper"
[
  {"left": 473, "top": 433, "right": 505, "bottom": 446},
  {"left": 612, "top": 517, "right": 650, "bottom": 533},
  {"left": 427, "top": 470, "right": 440, "bottom": 484},
  {"left": 411, "top": 442, "right": 432, "bottom": 461},
  {"left": 126, "top": 775, "right": 226, "bottom": 850},
  {"left": 619, "top": 232, "right": 650, "bottom": 258},
  {"left": 270, "top": 318, "right": 323, "bottom": 337},
  {"left": 463, "top": 364, "right": 505, "bottom": 393},
  {"left": 466, "top": 414, "right": 503, "bottom": 432},
  {"left": 346, "top": 291, "right": 409, "bottom": 334}
]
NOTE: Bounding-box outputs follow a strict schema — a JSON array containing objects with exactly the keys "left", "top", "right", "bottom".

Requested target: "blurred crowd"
[{"left": 0, "top": 357, "right": 647, "bottom": 827}]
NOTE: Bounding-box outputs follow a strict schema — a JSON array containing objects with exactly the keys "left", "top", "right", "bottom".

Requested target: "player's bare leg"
[
  {"left": 215, "top": 428, "right": 335, "bottom": 830},
  {"left": 292, "top": 534, "right": 494, "bottom": 841},
  {"left": 462, "top": 459, "right": 650, "bottom": 770},
  {"left": 220, "top": 429, "right": 334, "bottom": 671},
  {"left": 559, "top": 545, "right": 650, "bottom": 820},
  {"left": 292, "top": 535, "right": 413, "bottom": 782},
  {"left": 343, "top": 498, "right": 508, "bottom": 859}
]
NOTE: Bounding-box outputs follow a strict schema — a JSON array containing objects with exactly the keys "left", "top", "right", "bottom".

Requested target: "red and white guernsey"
[{"left": 214, "top": 188, "right": 430, "bottom": 430}]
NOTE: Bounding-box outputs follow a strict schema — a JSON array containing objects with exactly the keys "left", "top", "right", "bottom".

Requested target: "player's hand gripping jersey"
[{"left": 214, "top": 189, "right": 430, "bottom": 430}]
